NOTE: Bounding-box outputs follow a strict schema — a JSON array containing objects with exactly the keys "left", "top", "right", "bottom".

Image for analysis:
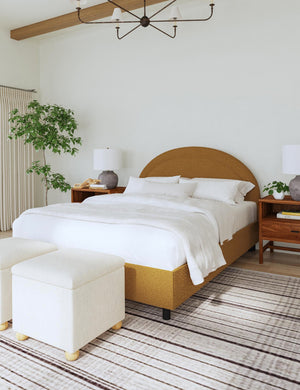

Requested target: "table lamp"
[
  {"left": 93, "top": 148, "right": 122, "bottom": 189},
  {"left": 282, "top": 145, "right": 300, "bottom": 200}
]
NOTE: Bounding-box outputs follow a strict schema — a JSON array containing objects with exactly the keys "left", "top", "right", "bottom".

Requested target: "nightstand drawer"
[{"left": 261, "top": 220, "right": 300, "bottom": 241}]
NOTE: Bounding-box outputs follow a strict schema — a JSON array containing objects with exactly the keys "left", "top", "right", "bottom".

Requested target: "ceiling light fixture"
[{"left": 74, "top": 0, "right": 215, "bottom": 40}]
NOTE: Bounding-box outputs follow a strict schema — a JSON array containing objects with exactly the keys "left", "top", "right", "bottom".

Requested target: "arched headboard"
[{"left": 140, "top": 147, "right": 260, "bottom": 203}]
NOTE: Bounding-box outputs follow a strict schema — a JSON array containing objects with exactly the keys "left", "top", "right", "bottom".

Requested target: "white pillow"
[
  {"left": 124, "top": 176, "right": 180, "bottom": 192},
  {"left": 124, "top": 177, "right": 146, "bottom": 194},
  {"left": 144, "top": 175, "right": 180, "bottom": 183},
  {"left": 179, "top": 177, "right": 254, "bottom": 204},
  {"left": 235, "top": 181, "right": 255, "bottom": 202},
  {"left": 180, "top": 178, "right": 254, "bottom": 194},
  {"left": 125, "top": 177, "right": 196, "bottom": 198}
]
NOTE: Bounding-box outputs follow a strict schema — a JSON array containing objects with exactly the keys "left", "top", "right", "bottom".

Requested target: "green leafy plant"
[
  {"left": 263, "top": 181, "right": 289, "bottom": 195},
  {"left": 9, "top": 100, "right": 82, "bottom": 205}
]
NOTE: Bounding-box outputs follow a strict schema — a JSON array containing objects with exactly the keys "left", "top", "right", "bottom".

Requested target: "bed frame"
[{"left": 124, "top": 147, "right": 260, "bottom": 319}]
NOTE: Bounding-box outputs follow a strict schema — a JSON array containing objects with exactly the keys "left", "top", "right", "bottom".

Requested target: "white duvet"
[{"left": 14, "top": 194, "right": 229, "bottom": 285}]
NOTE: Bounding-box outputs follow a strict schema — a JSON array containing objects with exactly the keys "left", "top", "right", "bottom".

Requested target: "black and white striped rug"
[{"left": 0, "top": 267, "right": 299, "bottom": 390}]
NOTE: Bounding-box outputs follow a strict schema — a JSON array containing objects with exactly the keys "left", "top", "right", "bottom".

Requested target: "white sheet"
[
  {"left": 185, "top": 198, "right": 257, "bottom": 243},
  {"left": 13, "top": 194, "right": 257, "bottom": 285}
]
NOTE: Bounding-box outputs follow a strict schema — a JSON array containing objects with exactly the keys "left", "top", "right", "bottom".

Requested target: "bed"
[{"left": 13, "top": 147, "right": 260, "bottom": 319}]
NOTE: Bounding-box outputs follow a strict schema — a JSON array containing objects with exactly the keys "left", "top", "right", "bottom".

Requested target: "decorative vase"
[{"left": 273, "top": 190, "right": 285, "bottom": 200}]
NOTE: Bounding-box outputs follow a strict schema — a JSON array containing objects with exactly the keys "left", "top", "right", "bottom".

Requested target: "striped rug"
[{"left": 0, "top": 267, "right": 299, "bottom": 390}]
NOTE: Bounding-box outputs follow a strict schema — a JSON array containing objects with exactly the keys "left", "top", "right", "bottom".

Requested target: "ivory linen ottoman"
[
  {"left": 12, "top": 248, "right": 125, "bottom": 361},
  {"left": 0, "top": 237, "right": 57, "bottom": 331}
]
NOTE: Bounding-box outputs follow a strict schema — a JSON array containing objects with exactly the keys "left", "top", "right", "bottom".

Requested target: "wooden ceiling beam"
[{"left": 10, "top": 0, "right": 165, "bottom": 41}]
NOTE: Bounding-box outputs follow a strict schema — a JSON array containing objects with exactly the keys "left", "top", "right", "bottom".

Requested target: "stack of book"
[
  {"left": 90, "top": 184, "right": 107, "bottom": 189},
  {"left": 277, "top": 211, "right": 300, "bottom": 220}
]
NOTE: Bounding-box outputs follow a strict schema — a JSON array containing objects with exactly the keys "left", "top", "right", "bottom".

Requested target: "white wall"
[
  {"left": 0, "top": 27, "right": 43, "bottom": 206},
  {"left": 39, "top": 0, "right": 300, "bottom": 204},
  {"left": 0, "top": 28, "right": 39, "bottom": 90}
]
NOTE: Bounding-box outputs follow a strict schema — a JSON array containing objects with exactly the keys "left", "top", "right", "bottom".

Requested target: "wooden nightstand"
[
  {"left": 71, "top": 187, "right": 126, "bottom": 203},
  {"left": 259, "top": 195, "right": 300, "bottom": 263}
]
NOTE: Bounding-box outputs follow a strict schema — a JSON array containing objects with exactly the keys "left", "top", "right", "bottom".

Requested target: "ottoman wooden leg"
[
  {"left": 112, "top": 321, "right": 122, "bottom": 330},
  {"left": 65, "top": 351, "right": 79, "bottom": 361},
  {"left": 0, "top": 322, "right": 8, "bottom": 331},
  {"left": 16, "top": 333, "right": 29, "bottom": 341}
]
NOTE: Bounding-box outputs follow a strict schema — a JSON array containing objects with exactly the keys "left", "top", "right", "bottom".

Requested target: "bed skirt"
[{"left": 125, "top": 222, "right": 258, "bottom": 310}]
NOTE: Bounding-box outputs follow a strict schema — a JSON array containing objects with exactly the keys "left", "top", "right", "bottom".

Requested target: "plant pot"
[{"left": 273, "top": 190, "right": 285, "bottom": 200}]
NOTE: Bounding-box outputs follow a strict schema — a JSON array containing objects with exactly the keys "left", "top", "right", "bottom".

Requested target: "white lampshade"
[
  {"left": 169, "top": 6, "right": 182, "bottom": 20},
  {"left": 71, "top": 0, "right": 87, "bottom": 6},
  {"left": 111, "top": 8, "right": 122, "bottom": 21},
  {"left": 93, "top": 148, "right": 122, "bottom": 171},
  {"left": 282, "top": 145, "right": 300, "bottom": 174}
]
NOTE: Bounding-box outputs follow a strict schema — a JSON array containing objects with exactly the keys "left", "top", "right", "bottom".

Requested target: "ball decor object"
[
  {"left": 93, "top": 148, "right": 122, "bottom": 189},
  {"left": 282, "top": 145, "right": 300, "bottom": 201}
]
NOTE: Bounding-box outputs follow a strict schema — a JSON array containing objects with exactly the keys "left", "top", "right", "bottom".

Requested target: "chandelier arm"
[
  {"left": 149, "top": 23, "right": 177, "bottom": 39},
  {"left": 107, "top": 0, "right": 140, "bottom": 20},
  {"left": 77, "top": 8, "right": 139, "bottom": 24},
  {"left": 149, "top": 0, "right": 177, "bottom": 20},
  {"left": 116, "top": 24, "right": 141, "bottom": 40},
  {"left": 152, "top": 3, "right": 214, "bottom": 23}
]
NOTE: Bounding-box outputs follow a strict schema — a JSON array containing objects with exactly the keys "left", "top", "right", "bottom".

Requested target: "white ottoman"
[
  {"left": 0, "top": 237, "right": 57, "bottom": 331},
  {"left": 12, "top": 248, "right": 125, "bottom": 361}
]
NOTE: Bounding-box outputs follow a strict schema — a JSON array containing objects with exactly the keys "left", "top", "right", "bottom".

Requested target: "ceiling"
[{"left": 0, "top": 0, "right": 104, "bottom": 30}]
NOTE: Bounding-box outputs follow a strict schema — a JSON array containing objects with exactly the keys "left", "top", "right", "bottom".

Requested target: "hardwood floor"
[
  {"left": 233, "top": 249, "right": 300, "bottom": 278},
  {"left": 0, "top": 230, "right": 299, "bottom": 277},
  {"left": 0, "top": 230, "right": 12, "bottom": 239}
]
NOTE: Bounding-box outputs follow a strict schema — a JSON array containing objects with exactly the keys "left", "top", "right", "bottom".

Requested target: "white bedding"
[{"left": 13, "top": 194, "right": 257, "bottom": 285}]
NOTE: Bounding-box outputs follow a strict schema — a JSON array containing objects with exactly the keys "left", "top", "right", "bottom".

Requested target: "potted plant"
[
  {"left": 9, "top": 100, "right": 82, "bottom": 205},
  {"left": 263, "top": 181, "right": 289, "bottom": 200}
]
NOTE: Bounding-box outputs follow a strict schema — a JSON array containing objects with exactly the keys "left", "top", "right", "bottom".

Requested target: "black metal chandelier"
[{"left": 75, "top": 0, "right": 215, "bottom": 40}]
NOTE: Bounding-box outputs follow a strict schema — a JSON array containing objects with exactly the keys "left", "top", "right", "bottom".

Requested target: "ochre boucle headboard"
[{"left": 140, "top": 146, "right": 260, "bottom": 203}]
